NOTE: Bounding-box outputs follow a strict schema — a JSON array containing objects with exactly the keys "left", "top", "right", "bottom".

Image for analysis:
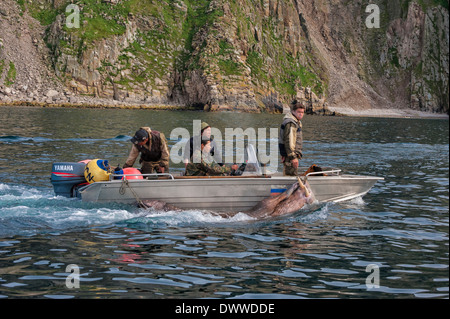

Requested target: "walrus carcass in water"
[
  {"left": 140, "top": 178, "right": 315, "bottom": 220},
  {"left": 243, "top": 178, "right": 315, "bottom": 219}
]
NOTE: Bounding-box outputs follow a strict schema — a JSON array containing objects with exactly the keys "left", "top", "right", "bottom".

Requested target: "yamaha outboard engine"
[{"left": 51, "top": 162, "right": 88, "bottom": 197}]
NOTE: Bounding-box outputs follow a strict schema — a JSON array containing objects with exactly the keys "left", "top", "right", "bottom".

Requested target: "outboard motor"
[{"left": 51, "top": 162, "right": 88, "bottom": 197}]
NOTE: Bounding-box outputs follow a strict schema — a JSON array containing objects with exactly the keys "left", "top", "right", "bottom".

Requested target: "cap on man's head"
[
  {"left": 290, "top": 99, "right": 305, "bottom": 111},
  {"left": 201, "top": 122, "right": 210, "bottom": 131},
  {"left": 130, "top": 129, "right": 149, "bottom": 144}
]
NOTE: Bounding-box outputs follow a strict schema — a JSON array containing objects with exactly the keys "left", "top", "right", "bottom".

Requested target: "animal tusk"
[{"left": 297, "top": 176, "right": 310, "bottom": 198}]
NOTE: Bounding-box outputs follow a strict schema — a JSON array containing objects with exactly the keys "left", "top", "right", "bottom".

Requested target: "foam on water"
[
  {"left": 0, "top": 183, "right": 137, "bottom": 237},
  {"left": 127, "top": 201, "right": 328, "bottom": 228},
  {"left": 0, "top": 181, "right": 356, "bottom": 237},
  {"left": 126, "top": 208, "right": 256, "bottom": 228},
  {"left": 0, "top": 178, "right": 339, "bottom": 239},
  {"left": 306, "top": 203, "right": 330, "bottom": 219},
  {"left": 0, "top": 182, "right": 261, "bottom": 236},
  {"left": 348, "top": 196, "right": 366, "bottom": 206}
]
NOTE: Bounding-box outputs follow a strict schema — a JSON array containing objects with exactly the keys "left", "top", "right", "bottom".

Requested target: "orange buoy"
[{"left": 122, "top": 167, "right": 143, "bottom": 180}]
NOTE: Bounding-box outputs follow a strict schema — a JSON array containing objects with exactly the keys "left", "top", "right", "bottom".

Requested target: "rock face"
[
  {"left": 0, "top": 0, "right": 448, "bottom": 114},
  {"left": 375, "top": 1, "right": 449, "bottom": 113},
  {"left": 0, "top": 0, "right": 66, "bottom": 103}
]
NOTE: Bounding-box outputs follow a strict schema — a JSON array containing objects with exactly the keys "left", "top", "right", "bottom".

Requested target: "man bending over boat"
[
  {"left": 124, "top": 127, "right": 170, "bottom": 174},
  {"left": 185, "top": 140, "right": 238, "bottom": 176},
  {"left": 279, "top": 100, "right": 305, "bottom": 176}
]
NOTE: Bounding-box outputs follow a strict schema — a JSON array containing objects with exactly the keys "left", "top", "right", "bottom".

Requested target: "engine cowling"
[{"left": 51, "top": 162, "right": 89, "bottom": 197}]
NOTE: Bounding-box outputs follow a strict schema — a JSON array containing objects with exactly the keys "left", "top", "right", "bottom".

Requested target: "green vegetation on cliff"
[
  {"left": 5, "top": 62, "right": 16, "bottom": 86},
  {"left": 26, "top": 0, "right": 328, "bottom": 106},
  {"left": 9, "top": 0, "right": 448, "bottom": 113},
  {"left": 0, "top": 60, "right": 5, "bottom": 79}
]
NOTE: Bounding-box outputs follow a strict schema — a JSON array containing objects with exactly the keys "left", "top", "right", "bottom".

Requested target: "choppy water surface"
[{"left": 0, "top": 106, "right": 448, "bottom": 299}]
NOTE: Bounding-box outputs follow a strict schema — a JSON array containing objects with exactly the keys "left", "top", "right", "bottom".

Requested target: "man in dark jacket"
[{"left": 124, "top": 127, "right": 170, "bottom": 174}]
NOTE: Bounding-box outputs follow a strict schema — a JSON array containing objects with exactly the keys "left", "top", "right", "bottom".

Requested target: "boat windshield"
[{"left": 243, "top": 144, "right": 262, "bottom": 175}]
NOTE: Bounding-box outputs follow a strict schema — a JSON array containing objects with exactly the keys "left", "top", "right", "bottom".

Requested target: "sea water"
[{"left": 0, "top": 106, "right": 448, "bottom": 299}]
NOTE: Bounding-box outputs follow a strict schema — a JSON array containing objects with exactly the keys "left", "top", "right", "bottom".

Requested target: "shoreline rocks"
[{"left": 1, "top": 93, "right": 448, "bottom": 120}]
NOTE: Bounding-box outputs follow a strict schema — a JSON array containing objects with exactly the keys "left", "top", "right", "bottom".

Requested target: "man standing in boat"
[
  {"left": 279, "top": 100, "right": 305, "bottom": 176},
  {"left": 124, "top": 127, "right": 170, "bottom": 174}
]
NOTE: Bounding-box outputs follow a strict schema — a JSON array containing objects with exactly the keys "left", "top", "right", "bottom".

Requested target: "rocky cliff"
[{"left": 0, "top": 0, "right": 448, "bottom": 114}]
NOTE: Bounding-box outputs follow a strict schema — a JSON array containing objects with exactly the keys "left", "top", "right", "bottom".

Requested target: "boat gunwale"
[
  {"left": 78, "top": 174, "right": 384, "bottom": 197},
  {"left": 89, "top": 174, "right": 384, "bottom": 185}
]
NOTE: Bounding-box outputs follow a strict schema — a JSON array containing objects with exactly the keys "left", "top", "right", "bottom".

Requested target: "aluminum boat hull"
[{"left": 79, "top": 174, "right": 383, "bottom": 212}]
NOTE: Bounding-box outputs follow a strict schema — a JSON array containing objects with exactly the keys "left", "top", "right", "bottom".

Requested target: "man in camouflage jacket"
[
  {"left": 185, "top": 141, "right": 238, "bottom": 176},
  {"left": 278, "top": 100, "right": 305, "bottom": 176}
]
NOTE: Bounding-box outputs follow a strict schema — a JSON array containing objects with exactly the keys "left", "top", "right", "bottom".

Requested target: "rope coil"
[{"left": 119, "top": 178, "right": 146, "bottom": 208}]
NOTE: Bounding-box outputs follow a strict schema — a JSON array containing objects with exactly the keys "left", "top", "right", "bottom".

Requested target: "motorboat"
[
  {"left": 51, "top": 158, "right": 383, "bottom": 212},
  {"left": 78, "top": 171, "right": 382, "bottom": 212}
]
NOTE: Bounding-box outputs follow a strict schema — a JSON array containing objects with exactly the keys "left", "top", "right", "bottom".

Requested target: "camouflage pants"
[
  {"left": 141, "top": 161, "right": 169, "bottom": 175},
  {"left": 282, "top": 160, "right": 298, "bottom": 176}
]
